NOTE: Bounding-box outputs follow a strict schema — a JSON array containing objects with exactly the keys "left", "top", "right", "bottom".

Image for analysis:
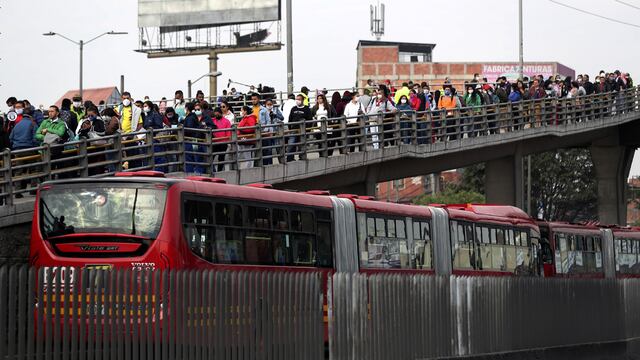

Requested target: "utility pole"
[
  {"left": 286, "top": 0, "right": 294, "bottom": 95},
  {"left": 518, "top": 0, "right": 524, "bottom": 80},
  {"left": 79, "top": 40, "right": 84, "bottom": 98}
]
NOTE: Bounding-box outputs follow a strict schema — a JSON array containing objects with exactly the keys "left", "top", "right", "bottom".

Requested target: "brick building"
[
  {"left": 628, "top": 177, "right": 640, "bottom": 226},
  {"left": 376, "top": 171, "right": 462, "bottom": 204},
  {"left": 356, "top": 40, "right": 575, "bottom": 89}
]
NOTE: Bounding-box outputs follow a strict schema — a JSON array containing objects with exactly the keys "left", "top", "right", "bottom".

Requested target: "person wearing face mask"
[
  {"left": 437, "top": 84, "right": 461, "bottom": 140},
  {"left": 237, "top": 105, "right": 257, "bottom": 169},
  {"left": 140, "top": 100, "right": 167, "bottom": 172},
  {"left": 173, "top": 90, "right": 186, "bottom": 122},
  {"left": 70, "top": 95, "right": 85, "bottom": 121},
  {"left": 396, "top": 94, "right": 414, "bottom": 144},
  {"left": 394, "top": 82, "right": 411, "bottom": 105},
  {"left": 311, "top": 94, "right": 339, "bottom": 157},
  {"left": 162, "top": 107, "right": 179, "bottom": 127},
  {"left": 494, "top": 77, "right": 509, "bottom": 104},
  {"left": 59, "top": 99, "right": 78, "bottom": 136},
  {"left": 343, "top": 94, "right": 364, "bottom": 152},
  {"left": 286, "top": 94, "right": 312, "bottom": 162},
  {"left": 116, "top": 92, "right": 142, "bottom": 135},
  {"left": 183, "top": 102, "right": 205, "bottom": 174},
  {"left": 263, "top": 99, "right": 284, "bottom": 164},
  {"left": 366, "top": 85, "right": 396, "bottom": 148},
  {"left": 463, "top": 86, "right": 483, "bottom": 137},
  {"left": 211, "top": 107, "right": 232, "bottom": 172}
]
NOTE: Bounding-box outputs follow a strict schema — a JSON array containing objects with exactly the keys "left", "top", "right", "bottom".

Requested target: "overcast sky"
[{"left": 1, "top": 0, "right": 640, "bottom": 175}]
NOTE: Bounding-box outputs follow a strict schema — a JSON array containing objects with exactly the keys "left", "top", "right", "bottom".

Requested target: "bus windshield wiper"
[{"left": 131, "top": 188, "right": 138, "bottom": 235}]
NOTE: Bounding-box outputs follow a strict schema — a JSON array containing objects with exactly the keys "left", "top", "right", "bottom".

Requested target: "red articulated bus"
[
  {"left": 537, "top": 222, "right": 606, "bottom": 278},
  {"left": 30, "top": 171, "right": 540, "bottom": 279},
  {"left": 607, "top": 225, "right": 640, "bottom": 278}
]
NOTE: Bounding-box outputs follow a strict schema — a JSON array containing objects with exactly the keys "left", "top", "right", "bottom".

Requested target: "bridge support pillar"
[
  {"left": 485, "top": 155, "right": 524, "bottom": 209},
  {"left": 590, "top": 144, "right": 634, "bottom": 225}
]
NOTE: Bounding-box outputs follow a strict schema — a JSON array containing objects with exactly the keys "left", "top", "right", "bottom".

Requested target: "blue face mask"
[
  {"left": 194, "top": 110, "right": 202, "bottom": 116},
  {"left": 444, "top": 90, "right": 451, "bottom": 96}
]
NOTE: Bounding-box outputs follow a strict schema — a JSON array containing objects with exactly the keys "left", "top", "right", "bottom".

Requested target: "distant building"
[
  {"left": 376, "top": 171, "right": 462, "bottom": 204},
  {"left": 55, "top": 87, "right": 121, "bottom": 108},
  {"left": 628, "top": 177, "right": 640, "bottom": 226},
  {"left": 356, "top": 40, "right": 575, "bottom": 89}
]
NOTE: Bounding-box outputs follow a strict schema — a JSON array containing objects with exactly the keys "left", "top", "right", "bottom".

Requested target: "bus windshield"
[{"left": 39, "top": 184, "right": 167, "bottom": 240}]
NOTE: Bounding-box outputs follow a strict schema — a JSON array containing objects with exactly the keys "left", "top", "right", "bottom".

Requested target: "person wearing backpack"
[
  {"left": 35, "top": 106, "right": 69, "bottom": 177},
  {"left": 142, "top": 100, "right": 167, "bottom": 172}
]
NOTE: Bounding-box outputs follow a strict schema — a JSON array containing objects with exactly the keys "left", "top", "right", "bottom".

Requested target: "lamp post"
[
  {"left": 188, "top": 71, "right": 223, "bottom": 101},
  {"left": 43, "top": 31, "right": 128, "bottom": 99}
]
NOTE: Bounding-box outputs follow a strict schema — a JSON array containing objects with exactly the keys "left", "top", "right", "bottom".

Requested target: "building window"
[{"left": 399, "top": 51, "right": 431, "bottom": 63}]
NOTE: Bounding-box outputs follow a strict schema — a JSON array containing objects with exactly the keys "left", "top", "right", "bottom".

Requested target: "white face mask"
[
  {"left": 143, "top": 106, "right": 150, "bottom": 113},
  {"left": 295, "top": 100, "right": 302, "bottom": 106},
  {"left": 377, "top": 94, "right": 383, "bottom": 99},
  {"left": 122, "top": 99, "right": 131, "bottom": 107},
  {"left": 73, "top": 101, "right": 82, "bottom": 108},
  {"left": 15, "top": 108, "right": 23, "bottom": 115},
  {"left": 400, "top": 99, "right": 408, "bottom": 104},
  {"left": 175, "top": 98, "right": 182, "bottom": 104}
]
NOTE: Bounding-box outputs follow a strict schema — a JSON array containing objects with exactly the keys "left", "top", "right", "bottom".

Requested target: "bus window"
[
  {"left": 273, "top": 208, "right": 289, "bottom": 230},
  {"left": 216, "top": 203, "right": 242, "bottom": 227},
  {"left": 375, "top": 218, "right": 386, "bottom": 237},
  {"left": 387, "top": 219, "right": 396, "bottom": 238},
  {"left": 396, "top": 219, "right": 406, "bottom": 239},
  {"left": 183, "top": 199, "right": 215, "bottom": 262},
  {"left": 316, "top": 220, "right": 333, "bottom": 268},
  {"left": 292, "top": 211, "right": 314, "bottom": 233},
  {"left": 245, "top": 206, "right": 272, "bottom": 265}
]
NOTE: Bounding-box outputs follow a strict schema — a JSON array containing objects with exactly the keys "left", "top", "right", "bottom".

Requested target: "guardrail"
[{"left": 1, "top": 87, "right": 638, "bottom": 206}]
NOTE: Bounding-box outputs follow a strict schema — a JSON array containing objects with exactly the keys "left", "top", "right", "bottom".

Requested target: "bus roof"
[
  {"left": 41, "top": 177, "right": 336, "bottom": 208},
  {"left": 443, "top": 204, "right": 536, "bottom": 226},
  {"left": 351, "top": 198, "right": 432, "bottom": 218}
]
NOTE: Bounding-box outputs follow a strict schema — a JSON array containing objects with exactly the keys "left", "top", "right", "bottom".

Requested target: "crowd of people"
[{"left": 0, "top": 69, "right": 634, "bottom": 191}]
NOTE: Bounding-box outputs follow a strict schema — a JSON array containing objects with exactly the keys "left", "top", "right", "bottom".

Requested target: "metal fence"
[
  {"left": 1, "top": 87, "right": 639, "bottom": 206},
  {"left": 0, "top": 265, "right": 324, "bottom": 360},
  {"left": 329, "top": 273, "right": 640, "bottom": 360}
]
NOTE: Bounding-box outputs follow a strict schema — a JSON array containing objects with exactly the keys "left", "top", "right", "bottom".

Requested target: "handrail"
[{"left": 0, "top": 87, "right": 638, "bottom": 206}]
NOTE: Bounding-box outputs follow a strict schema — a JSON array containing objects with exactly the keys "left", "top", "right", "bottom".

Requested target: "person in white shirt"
[
  {"left": 343, "top": 94, "right": 365, "bottom": 152},
  {"left": 221, "top": 101, "right": 235, "bottom": 124},
  {"left": 281, "top": 94, "right": 296, "bottom": 124}
]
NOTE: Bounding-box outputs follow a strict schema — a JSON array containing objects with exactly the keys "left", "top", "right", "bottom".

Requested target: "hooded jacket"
[{"left": 9, "top": 115, "right": 37, "bottom": 149}]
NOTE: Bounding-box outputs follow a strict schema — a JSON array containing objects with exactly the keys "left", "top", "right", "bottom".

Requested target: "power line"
[
  {"left": 549, "top": 0, "right": 640, "bottom": 28},
  {"left": 616, "top": 0, "right": 640, "bottom": 11}
]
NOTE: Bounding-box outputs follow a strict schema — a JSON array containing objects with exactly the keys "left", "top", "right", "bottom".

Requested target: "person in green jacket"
[
  {"left": 463, "top": 85, "right": 483, "bottom": 137},
  {"left": 35, "top": 105, "right": 68, "bottom": 144}
]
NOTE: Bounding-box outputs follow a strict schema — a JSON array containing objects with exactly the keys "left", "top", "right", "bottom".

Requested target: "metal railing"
[
  {"left": 1, "top": 264, "right": 640, "bottom": 359},
  {"left": 0, "top": 265, "right": 324, "bottom": 360},
  {"left": 1, "top": 87, "right": 638, "bottom": 206},
  {"left": 330, "top": 273, "right": 640, "bottom": 359}
]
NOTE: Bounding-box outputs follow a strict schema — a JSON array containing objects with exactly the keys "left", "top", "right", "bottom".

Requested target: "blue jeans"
[{"left": 185, "top": 142, "right": 203, "bottom": 174}]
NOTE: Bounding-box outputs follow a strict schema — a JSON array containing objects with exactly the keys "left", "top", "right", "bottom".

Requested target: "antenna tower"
[{"left": 370, "top": 1, "right": 385, "bottom": 41}]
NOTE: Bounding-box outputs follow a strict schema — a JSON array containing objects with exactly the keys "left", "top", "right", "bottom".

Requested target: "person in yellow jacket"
[
  {"left": 300, "top": 86, "right": 310, "bottom": 106},
  {"left": 394, "top": 82, "right": 411, "bottom": 104},
  {"left": 115, "top": 92, "right": 142, "bottom": 134}
]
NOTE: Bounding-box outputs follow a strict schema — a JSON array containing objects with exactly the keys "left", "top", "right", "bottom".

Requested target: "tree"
[
  {"left": 529, "top": 149, "right": 597, "bottom": 222},
  {"left": 414, "top": 185, "right": 485, "bottom": 206}
]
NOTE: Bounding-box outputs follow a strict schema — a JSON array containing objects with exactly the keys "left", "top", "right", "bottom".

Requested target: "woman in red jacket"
[
  {"left": 237, "top": 105, "right": 257, "bottom": 169},
  {"left": 211, "top": 107, "right": 232, "bottom": 172}
]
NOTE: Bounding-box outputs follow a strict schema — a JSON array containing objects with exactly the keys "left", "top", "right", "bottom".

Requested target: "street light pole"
[
  {"left": 286, "top": 0, "right": 294, "bottom": 95},
  {"left": 519, "top": 0, "right": 524, "bottom": 80},
  {"left": 79, "top": 40, "right": 84, "bottom": 98},
  {"left": 188, "top": 72, "right": 223, "bottom": 102},
  {"left": 43, "top": 31, "right": 127, "bottom": 99}
]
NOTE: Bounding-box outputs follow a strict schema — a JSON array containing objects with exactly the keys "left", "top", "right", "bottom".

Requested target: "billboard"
[
  {"left": 138, "top": 0, "right": 281, "bottom": 29},
  {"left": 482, "top": 63, "right": 556, "bottom": 83}
]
